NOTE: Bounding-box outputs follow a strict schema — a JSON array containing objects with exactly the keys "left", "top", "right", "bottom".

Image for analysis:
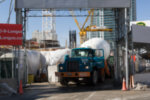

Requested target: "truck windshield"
[{"left": 71, "top": 49, "right": 93, "bottom": 57}]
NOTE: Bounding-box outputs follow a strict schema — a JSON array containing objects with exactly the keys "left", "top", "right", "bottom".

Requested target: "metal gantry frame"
[
  {"left": 16, "top": 8, "right": 130, "bottom": 88},
  {"left": 114, "top": 8, "right": 130, "bottom": 88},
  {"left": 15, "top": 8, "right": 27, "bottom": 85}
]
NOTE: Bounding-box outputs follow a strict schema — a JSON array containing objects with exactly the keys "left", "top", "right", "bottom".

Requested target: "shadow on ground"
[{"left": 0, "top": 79, "right": 121, "bottom": 100}]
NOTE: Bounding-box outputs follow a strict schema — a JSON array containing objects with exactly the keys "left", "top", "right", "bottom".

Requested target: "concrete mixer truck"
[{"left": 55, "top": 47, "right": 111, "bottom": 86}]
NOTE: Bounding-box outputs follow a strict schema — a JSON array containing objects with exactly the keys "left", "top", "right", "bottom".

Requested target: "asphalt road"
[{"left": 0, "top": 80, "right": 150, "bottom": 100}]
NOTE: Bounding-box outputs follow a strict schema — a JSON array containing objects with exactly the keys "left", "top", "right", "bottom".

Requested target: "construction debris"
[
  {"left": 134, "top": 83, "right": 149, "bottom": 91},
  {"left": 0, "top": 83, "right": 17, "bottom": 96}
]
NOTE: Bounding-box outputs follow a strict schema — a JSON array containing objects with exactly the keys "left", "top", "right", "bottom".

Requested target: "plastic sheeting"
[
  {"left": 40, "top": 48, "right": 71, "bottom": 66},
  {"left": 81, "top": 38, "right": 110, "bottom": 59},
  {"left": 15, "top": 50, "right": 46, "bottom": 75},
  {"left": 47, "top": 65, "right": 58, "bottom": 83},
  {"left": 26, "top": 50, "right": 46, "bottom": 75},
  {"left": 0, "top": 50, "right": 46, "bottom": 79},
  {"left": 16, "top": 50, "right": 46, "bottom": 84}
]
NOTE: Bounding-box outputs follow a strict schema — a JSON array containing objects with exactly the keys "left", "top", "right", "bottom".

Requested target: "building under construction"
[
  {"left": 26, "top": 10, "right": 60, "bottom": 49},
  {"left": 27, "top": 30, "right": 60, "bottom": 49}
]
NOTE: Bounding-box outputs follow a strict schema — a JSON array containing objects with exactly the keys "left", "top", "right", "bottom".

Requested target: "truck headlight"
[
  {"left": 85, "top": 66, "right": 89, "bottom": 69},
  {"left": 60, "top": 66, "right": 63, "bottom": 70}
]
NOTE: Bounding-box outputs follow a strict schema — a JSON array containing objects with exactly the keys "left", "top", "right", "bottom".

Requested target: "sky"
[{"left": 0, "top": 0, "right": 150, "bottom": 47}]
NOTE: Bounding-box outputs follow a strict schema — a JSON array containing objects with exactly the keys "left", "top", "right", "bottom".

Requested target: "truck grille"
[{"left": 67, "top": 61, "right": 79, "bottom": 72}]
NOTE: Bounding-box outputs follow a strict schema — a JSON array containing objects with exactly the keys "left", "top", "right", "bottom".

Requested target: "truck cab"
[{"left": 55, "top": 48, "right": 106, "bottom": 85}]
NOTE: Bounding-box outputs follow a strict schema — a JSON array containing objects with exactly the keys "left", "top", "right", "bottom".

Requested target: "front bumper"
[{"left": 55, "top": 72, "right": 90, "bottom": 77}]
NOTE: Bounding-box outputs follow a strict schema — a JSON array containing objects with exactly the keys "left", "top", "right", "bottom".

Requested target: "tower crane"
[{"left": 70, "top": 9, "right": 112, "bottom": 44}]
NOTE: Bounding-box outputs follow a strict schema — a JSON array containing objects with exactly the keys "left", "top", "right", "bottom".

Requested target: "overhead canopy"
[
  {"left": 16, "top": 0, "right": 131, "bottom": 9},
  {"left": 132, "top": 25, "right": 150, "bottom": 44}
]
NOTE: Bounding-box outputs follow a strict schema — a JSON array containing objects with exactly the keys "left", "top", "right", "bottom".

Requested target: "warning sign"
[{"left": 0, "top": 24, "right": 23, "bottom": 45}]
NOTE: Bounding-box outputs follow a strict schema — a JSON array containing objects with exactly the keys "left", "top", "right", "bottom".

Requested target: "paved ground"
[{"left": 0, "top": 80, "right": 150, "bottom": 100}]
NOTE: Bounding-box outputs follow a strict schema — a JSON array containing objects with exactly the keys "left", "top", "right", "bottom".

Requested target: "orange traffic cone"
[
  {"left": 122, "top": 78, "right": 127, "bottom": 91},
  {"left": 19, "top": 80, "right": 23, "bottom": 95}
]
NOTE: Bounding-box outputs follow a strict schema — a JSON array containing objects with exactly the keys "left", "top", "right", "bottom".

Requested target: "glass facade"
[
  {"left": 87, "top": 0, "right": 136, "bottom": 49},
  {"left": 130, "top": 0, "right": 136, "bottom": 21}
]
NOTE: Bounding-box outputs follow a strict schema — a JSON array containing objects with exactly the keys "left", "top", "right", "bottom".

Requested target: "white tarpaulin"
[
  {"left": 40, "top": 49, "right": 70, "bottom": 83},
  {"left": 0, "top": 50, "right": 47, "bottom": 76},
  {"left": 47, "top": 65, "right": 58, "bottom": 83},
  {"left": 81, "top": 38, "right": 110, "bottom": 59},
  {"left": 40, "top": 49, "right": 71, "bottom": 66},
  {"left": 16, "top": 0, "right": 130, "bottom": 9},
  {"left": 26, "top": 50, "right": 47, "bottom": 75}
]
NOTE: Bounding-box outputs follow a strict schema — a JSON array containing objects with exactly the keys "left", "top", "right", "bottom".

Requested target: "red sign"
[{"left": 0, "top": 24, "right": 23, "bottom": 45}]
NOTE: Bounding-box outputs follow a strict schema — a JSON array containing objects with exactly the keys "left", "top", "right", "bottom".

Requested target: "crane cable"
[{"left": 7, "top": 0, "right": 14, "bottom": 23}]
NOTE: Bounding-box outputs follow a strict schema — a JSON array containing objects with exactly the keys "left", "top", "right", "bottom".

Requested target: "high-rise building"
[
  {"left": 31, "top": 9, "right": 60, "bottom": 48},
  {"left": 87, "top": 8, "right": 116, "bottom": 48},
  {"left": 130, "top": 0, "right": 136, "bottom": 21},
  {"left": 42, "top": 10, "right": 57, "bottom": 41},
  {"left": 87, "top": 0, "right": 136, "bottom": 48},
  {"left": 69, "top": 30, "right": 76, "bottom": 49}
]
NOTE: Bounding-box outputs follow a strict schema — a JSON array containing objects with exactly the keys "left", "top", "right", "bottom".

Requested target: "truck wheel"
[
  {"left": 92, "top": 70, "right": 98, "bottom": 85},
  {"left": 60, "top": 78, "right": 68, "bottom": 86}
]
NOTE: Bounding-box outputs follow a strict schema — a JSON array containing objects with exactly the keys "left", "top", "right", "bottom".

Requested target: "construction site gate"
[{"left": 15, "top": 0, "right": 131, "bottom": 88}]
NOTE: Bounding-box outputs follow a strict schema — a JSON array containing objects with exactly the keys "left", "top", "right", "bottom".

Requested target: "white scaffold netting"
[
  {"left": 40, "top": 48, "right": 71, "bottom": 66},
  {"left": 26, "top": 50, "right": 47, "bottom": 75}
]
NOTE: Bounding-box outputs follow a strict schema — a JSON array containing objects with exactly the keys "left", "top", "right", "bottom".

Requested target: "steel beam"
[
  {"left": 125, "top": 8, "right": 129, "bottom": 89},
  {"left": 16, "top": 0, "right": 131, "bottom": 9}
]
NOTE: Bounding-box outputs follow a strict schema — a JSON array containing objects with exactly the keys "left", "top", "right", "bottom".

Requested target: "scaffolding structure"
[{"left": 42, "top": 9, "right": 57, "bottom": 41}]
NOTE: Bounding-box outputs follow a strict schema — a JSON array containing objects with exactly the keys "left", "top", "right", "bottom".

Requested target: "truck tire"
[
  {"left": 60, "top": 78, "right": 68, "bottom": 86},
  {"left": 91, "top": 70, "right": 98, "bottom": 85}
]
